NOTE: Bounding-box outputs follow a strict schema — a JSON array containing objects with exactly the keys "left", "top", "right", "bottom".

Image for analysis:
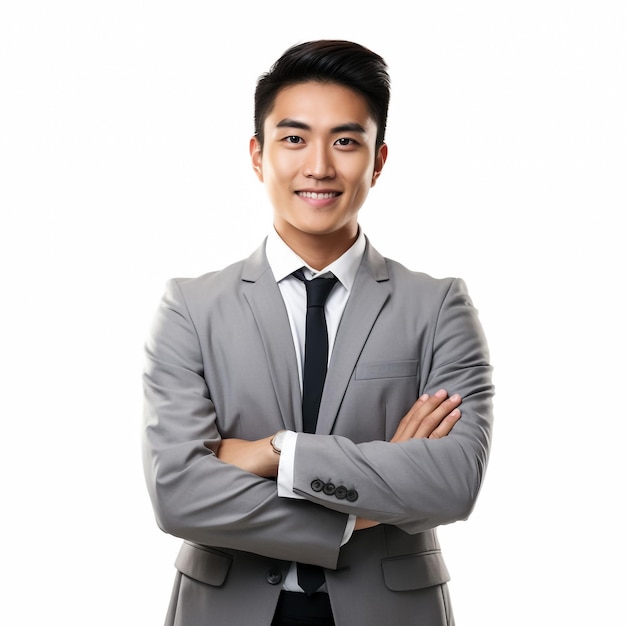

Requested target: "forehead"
[{"left": 267, "top": 81, "right": 375, "bottom": 130}]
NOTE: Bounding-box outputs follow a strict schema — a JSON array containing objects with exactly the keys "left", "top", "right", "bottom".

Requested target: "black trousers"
[{"left": 271, "top": 591, "right": 335, "bottom": 626}]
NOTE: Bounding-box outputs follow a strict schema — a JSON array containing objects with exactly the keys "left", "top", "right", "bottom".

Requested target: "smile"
[{"left": 296, "top": 191, "right": 340, "bottom": 200}]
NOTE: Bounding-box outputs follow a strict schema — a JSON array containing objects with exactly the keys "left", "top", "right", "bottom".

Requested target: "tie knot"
[{"left": 293, "top": 269, "right": 338, "bottom": 308}]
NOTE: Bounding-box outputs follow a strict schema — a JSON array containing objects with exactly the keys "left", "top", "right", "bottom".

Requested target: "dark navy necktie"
[
  {"left": 293, "top": 268, "right": 338, "bottom": 595},
  {"left": 293, "top": 268, "right": 338, "bottom": 435}
]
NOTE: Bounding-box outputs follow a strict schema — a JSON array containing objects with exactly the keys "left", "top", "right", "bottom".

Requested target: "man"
[{"left": 143, "top": 40, "right": 494, "bottom": 626}]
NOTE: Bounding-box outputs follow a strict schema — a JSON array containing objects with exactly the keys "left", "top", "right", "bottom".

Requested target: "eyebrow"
[{"left": 275, "top": 118, "right": 367, "bottom": 135}]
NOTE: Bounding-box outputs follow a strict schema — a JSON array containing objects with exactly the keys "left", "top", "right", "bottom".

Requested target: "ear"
[
  {"left": 250, "top": 136, "right": 264, "bottom": 182},
  {"left": 371, "top": 143, "right": 388, "bottom": 187}
]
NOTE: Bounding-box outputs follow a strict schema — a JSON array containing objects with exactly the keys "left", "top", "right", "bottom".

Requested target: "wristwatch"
[{"left": 270, "top": 430, "right": 287, "bottom": 455}]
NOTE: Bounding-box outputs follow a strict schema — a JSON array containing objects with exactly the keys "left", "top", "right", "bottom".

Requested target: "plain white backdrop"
[{"left": 1, "top": 2, "right": 624, "bottom": 624}]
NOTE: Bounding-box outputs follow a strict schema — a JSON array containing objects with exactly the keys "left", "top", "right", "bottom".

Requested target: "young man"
[{"left": 143, "top": 40, "right": 494, "bottom": 626}]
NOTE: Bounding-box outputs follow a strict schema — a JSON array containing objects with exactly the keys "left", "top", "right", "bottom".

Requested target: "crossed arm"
[
  {"left": 217, "top": 389, "right": 462, "bottom": 530},
  {"left": 144, "top": 274, "right": 492, "bottom": 561}
]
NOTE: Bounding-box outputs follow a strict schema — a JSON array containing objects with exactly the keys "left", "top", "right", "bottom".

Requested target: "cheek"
[
  {"left": 261, "top": 166, "right": 286, "bottom": 194},
  {"left": 352, "top": 169, "right": 376, "bottom": 197},
  {"left": 345, "top": 155, "right": 376, "bottom": 185},
  {"left": 269, "top": 150, "right": 301, "bottom": 179}
]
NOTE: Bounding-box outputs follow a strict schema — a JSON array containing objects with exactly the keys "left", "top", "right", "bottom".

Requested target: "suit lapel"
[
  {"left": 316, "top": 242, "right": 391, "bottom": 435},
  {"left": 241, "top": 242, "right": 302, "bottom": 432}
]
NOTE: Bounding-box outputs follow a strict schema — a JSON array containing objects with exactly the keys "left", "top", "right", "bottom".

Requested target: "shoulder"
[
  {"left": 387, "top": 259, "right": 471, "bottom": 310},
  {"left": 364, "top": 240, "right": 472, "bottom": 310},
  {"left": 169, "top": 259, "right": 246, "bottom": 296},
  {"left": 364, "top": 237, "right": 457, "bottom": 288},
  {"left": 165, "top": 240, "right": 268, "bottom": 304},
  {"left": 366, "top": 240, "right": 462, "bottom": 296}
]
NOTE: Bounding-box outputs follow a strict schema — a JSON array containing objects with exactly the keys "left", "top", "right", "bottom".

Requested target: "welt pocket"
[
  {"left": 174, "top": 541, "right": 232, "bottom": 587},
  {"left": 381, "top": 550, "right": 450, "bottom": 591},
  {"left": 355, "top": 360, "right": 418, "bottom": 380}
]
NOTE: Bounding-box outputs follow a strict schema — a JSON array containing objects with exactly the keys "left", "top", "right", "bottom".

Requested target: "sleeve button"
[
  {"left": 346, "top": 489, "right": 358, "bottom": 502},
  {"left": 334, "top": 486, "right": 347, "bottom": 499},
  {"left": 311, "top": 479, "right": 324, "bottom": 492},
  {"left": 323, "top": 482, "right": 336, "bottom": 495}
]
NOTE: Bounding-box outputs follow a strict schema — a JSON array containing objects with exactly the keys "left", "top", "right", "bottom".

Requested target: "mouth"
[{"left": 296, "top": 191, "right": 341, "bottom": 200}]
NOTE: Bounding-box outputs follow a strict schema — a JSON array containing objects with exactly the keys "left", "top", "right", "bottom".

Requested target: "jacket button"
[
  {"left": 323, "top": 482, "right": 336, "bottom": 495},
  {"left": 334, "top": 486, "right": 347, "bottom": 499},
  {"left": 346, "top": 489, "right": 358, "bottom": 502},
  {"left": 266, "top": 569, "right": 282, "bottom": 585},
  {"left": 311, "top": 479, "right": 324, "bottom": 492}
]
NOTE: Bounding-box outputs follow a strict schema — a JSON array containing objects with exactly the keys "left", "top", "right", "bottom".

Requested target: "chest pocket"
[{"left": 355, "top": 360, "right": 418, "bottom": 380}]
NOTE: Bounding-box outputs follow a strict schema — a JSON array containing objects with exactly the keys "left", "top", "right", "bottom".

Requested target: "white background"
[{"left": 1, "top": 2, "right": 624, "bottom": 624}]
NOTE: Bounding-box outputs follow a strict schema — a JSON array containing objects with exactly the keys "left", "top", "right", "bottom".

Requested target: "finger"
[
  {"left": 413, "top": 393, "right": 461, "bottom": 438},
  {"left": 428, "top": 408, "right": 462, "bottom": 439},
  {"left": 392, "top": 391, "right": 448, "bottom": 442},
  {"left": 391, "top": 390, "right": 458, "bottom": 442},
  {"left": 390, "top": 394, "right": 430, "bottom": 442}
]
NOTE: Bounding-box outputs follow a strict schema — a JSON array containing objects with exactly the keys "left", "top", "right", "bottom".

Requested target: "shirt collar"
[{"left": 266, "top": 227, "right": 366, "bottom": 292}]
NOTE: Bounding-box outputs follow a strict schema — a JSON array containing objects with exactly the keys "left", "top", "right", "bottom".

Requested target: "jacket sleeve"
[
  {"left": 142, "top": 278, "right": 348, "bottom": 569},
  {"left": 291, "top": 277, "right": 494, "bottom": 535}
]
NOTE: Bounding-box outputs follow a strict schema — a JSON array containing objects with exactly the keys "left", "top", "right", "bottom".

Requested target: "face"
[{"left": 250, "top": 82, "right": 387, "bottom": 252}]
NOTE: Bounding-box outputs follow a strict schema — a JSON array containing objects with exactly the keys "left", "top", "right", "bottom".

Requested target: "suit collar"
[
  {"left": 241, "top": 239, "right": 271, "bottom": 283},
  {"left": 265, "top": 228, "right": 367, "bottom": 292},
  {"left": 241, "top": 234, "right": 388, "bottom": 284},
  {"left": 241, "top": 243, "right": 301, "bottom": 431},
  {"left": 316, "top": 242, "right": 391, "bottom": 434},
  {"left": 240, "top": 237, "right": 391, "bottom": 434}
]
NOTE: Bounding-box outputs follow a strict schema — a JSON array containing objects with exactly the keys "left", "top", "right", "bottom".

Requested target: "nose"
[{"left": 303, "top": 142, "right": 335, "bottom": 179}]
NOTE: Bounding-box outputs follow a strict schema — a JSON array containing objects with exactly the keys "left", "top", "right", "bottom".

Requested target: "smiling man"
[
  {"left": 250, "top": 81, "right": 386, "bottom": 271},
  {"left": 143, "top": 40, "right": 494, "bottom": 626}
]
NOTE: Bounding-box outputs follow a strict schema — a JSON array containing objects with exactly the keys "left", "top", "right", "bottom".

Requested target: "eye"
[
  {"left": 284, "top": 135, "right": 303, "bottom": 144},
  {"left": 334, "top": 137, "right": 357, "bottom": 147}
]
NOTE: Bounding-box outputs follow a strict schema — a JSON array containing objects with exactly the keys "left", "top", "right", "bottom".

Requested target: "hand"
[
  {"left": 355, "top": 390, "right": 461, "bottom": 532},
  {"left": 216, "top": 436, "right": 279, "bottom": 478},
  {"left": 390, "top": 389, "right": 461, "bottom": 443}
]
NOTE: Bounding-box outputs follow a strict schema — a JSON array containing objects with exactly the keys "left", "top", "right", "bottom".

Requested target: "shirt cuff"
[
  {"left": 277, "top": 431, "right": 355, "bottom": 545},
  {"left": 341, "top": 515, "right": 357, "bottom": 546},
  {"left": 276, "top": 431, "right": 305, "bottom": 499}
]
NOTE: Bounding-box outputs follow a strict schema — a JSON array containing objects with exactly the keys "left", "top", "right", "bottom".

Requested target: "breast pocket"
[
  {"left": 355, "top": 359, "right": 418, "bottom": 380},
  {"left": 347, "top": 360, "right": 420, "bottom": 441}
]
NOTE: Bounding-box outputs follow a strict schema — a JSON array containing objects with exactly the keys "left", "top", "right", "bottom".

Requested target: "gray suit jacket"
[{"left": 142, "top": 237, "right": 494, "bottom": 626}]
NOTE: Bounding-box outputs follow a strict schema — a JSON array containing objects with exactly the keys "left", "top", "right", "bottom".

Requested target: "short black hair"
[{"left": 254, "top": 40, "right": 390, "bottom": 150}]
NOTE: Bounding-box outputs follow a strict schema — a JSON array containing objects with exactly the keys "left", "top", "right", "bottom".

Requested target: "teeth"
[{"left": 298, "top": 191, "right": 338, "bottom": 199}]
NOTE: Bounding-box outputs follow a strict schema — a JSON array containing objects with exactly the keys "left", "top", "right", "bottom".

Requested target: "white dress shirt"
[{"left": 264, "top": 226, "right": 365, "bottom": 592}]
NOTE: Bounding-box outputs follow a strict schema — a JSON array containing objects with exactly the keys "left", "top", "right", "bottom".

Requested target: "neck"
[{"left": 275, "top": 225, "right": 358, "bottom": 270}]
